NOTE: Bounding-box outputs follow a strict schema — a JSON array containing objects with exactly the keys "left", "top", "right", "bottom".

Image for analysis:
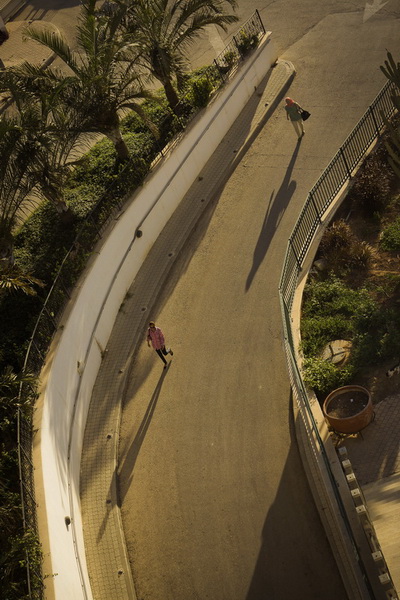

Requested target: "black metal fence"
[
  {"left": 280, "top": 80, "right": 398, "bottom": 308},
  {"left": 279, "top": 80, "right": 398, "bottom": 598},
  {"left": 213, "top": 10, "right": 265, "bottom": 75},
  {"left": 15, "top": 11, "right": 267, "bottom": 598}
]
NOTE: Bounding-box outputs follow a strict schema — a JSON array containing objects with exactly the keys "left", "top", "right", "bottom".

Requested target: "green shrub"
[
  {"left": 223, "top": 50, "right": 237, "bottom": 68},
  {"left": 301, "top": 276, "right": 377, "bottom": 356},
  {"left": 302, "top": 357, "right": 354, "bottom": 395},
  {"left": 319, "top": 220, "right": 354, "bottom": 254},
  {"left": 347, "top": 240, "right": 373, "bottom": 271},
  {"left": 380, "top": 216, "right": 400, "bottom": 251},
  {"left": 188, "top": 76, "right": 214, "bottom": 108},
  {"left": 236, "top": 31, "right": 259, "bottom": 55},
  {"left": 301, "top": 315, "right": 348, "bottom": 357},
  {"left": 317, "top": 220, "right": 372, "bottom": 276},
  {"left": 68, "top": 138, "right": 121, "bottom": 189},
  {"left": 302, "top": 276, "right": 375, "bottom": 319},
  {"left": 181, "top": 68, "right": 220, "bottom": 109}
]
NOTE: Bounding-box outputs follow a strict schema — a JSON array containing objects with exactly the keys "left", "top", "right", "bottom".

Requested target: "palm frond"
[
  {"left": 24, "top": 26, "right": 79, "bottom": 74},
  {"left": 0, "top": 268, "right": 44, "bottom": 296}
]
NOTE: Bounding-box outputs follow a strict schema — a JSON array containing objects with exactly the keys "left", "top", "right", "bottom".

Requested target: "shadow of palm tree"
[{"left": 245, "top": 143, "right": 301, "bottom": 291}]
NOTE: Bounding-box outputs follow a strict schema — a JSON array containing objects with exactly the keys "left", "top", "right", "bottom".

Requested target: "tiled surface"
[
  {"left": 363, "top": 473, "right": 400, "bottom": 592},
  {"left": 340, "top": 395, "right": 400, "bottom": 594},
  {"left": 342, "top": 395, "right": 400, "bottom": 486}
]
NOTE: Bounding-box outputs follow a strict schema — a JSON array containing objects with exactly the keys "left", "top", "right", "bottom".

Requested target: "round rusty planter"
[{"left": 323, "top": 385, "right": 373, "bottom": 434}]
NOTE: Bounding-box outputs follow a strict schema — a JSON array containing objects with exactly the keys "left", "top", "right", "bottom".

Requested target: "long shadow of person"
[
  {"left": 245, "top": 143, "right": 301, "bottom": 291},
  {"left": 96, "top": 365, "right": 170, "bottom": 542},
  {"left": 116, "top": 364, "right": 170, "bottom": 510}
]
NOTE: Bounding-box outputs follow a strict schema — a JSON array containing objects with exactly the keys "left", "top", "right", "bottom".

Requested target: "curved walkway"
[
  {"left": 80, "top": 14, "right": 400, "bottom": 597},
  {"left": 80, "top": 60, "right": 305, "bottom": 600}
]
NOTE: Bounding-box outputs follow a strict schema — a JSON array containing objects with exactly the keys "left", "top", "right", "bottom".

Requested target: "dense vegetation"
[
  {"left": 301, "top": 123, "right": 400, "bottom": 399},
  {"left": 300, "top": 53, "right": 400, "bottom": 401}
]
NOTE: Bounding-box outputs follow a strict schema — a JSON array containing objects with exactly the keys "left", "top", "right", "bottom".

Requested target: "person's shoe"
[
  {"left": 163, "top": 363, "right": 167, "bottom": 369},
  {"left": 169, "top": 349, "right": 174, "bottom": 356}
]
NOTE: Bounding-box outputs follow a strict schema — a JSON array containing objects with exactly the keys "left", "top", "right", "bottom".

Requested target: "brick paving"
[{"left": 342, "top": 395, "right": 400, "bottom": 486}]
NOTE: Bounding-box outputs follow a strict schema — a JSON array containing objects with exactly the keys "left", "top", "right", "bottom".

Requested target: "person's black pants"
[{"left": 155, "top": 347, "right": 169, "bottom": 364}]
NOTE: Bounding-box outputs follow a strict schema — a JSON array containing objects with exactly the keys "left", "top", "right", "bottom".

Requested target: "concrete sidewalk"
[{"left": 0, "top": 19, "right": 55, "bottom": 69}]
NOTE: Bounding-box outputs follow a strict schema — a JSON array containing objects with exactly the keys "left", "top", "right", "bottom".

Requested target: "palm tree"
[
  {"left": 0, "top": 77, "right": 83, "bottom": 268},
  {"left": 0, "top": 115, "right": 39, "bottom": 271},
  {"left": 0, "top": 364, "right": 39, "bottom": 600},
  {"left": 24, "top": 0, "right": 156, "bottom": 160},
  {"left": 4, "top": 72, "right": 84, "bottom": 217},
  {"left": 120, "top": 0, "right": 238, "bottom": 113},
  {"left": 0, "top": 268, "right": 44, "bottom": 296}
]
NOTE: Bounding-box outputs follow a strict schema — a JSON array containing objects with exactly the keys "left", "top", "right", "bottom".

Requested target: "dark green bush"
[
  {"left": 301, "top": 276, "right": 378, "bottom": 357},
  {"left": 301, "top": 315, "right": 349, "bottom": 357},
  {"left": 317, "top": 220, "right": 372, "bottom": 277},
  {"left": 222, "top": 50, "right": 237, "bottom": 68},
  {"left": 236, "top": 31, "right": 259, "bottom": 55},
  {"left": 188, "top": 76, "right": 214, "bottom": 108},
  {"left": 319, "top": 219, "right": 354, "bottom": 254},
  {"left": 349, "top": 154, "right": 392, "bottom": 216},
  {"left": 302, "top": 357, "right": 354, "bottom": 396}
]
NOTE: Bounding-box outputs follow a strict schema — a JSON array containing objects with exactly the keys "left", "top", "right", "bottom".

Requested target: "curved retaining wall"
[{"left": 34, "top": 34, "right": 277, "bottom": 600}]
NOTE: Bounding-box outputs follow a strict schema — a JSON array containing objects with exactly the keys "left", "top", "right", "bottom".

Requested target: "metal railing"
[
  {"left": 279, "top": 79, "right": 398, "bottom": 598},
  {"left": 280, "top": 80, "right": 397, "bottom": 309},
  {"left": 213, "top": 10, "right": 265, "bottom": 75},
  {"left": 15, "top": 11, "right": 266, "bottom": 598}
]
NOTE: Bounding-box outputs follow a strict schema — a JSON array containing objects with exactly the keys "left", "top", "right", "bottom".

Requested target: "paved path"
[
  {"left": 1, "top": 0, "right": 399, "bottom": 597},
  {"left": 80, "top": 4, "right": 400, "bottom": 600}
]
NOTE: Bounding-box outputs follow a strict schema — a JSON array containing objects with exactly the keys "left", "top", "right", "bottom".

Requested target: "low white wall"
[{"left": 38, "top": 33, "right": 277, "bottom": 600}]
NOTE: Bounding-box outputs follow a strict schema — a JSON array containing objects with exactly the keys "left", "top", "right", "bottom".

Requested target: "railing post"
[
  {"left": 255, "top": 9, "right": 265, "bottom": 34},
  {"left": 43, "top": 305, "right": 57, "bottom": 328},
  {"left": 368, "top": 105, "right": 380, "bottom": 136},
  {"left": 339, "top": 146, "right": 352, "bottom": 179},
  {"left": 289, "top": 237, "right": 302, "bottom": 270},
  {"left": 309, "top": 191, "right": 322, "bottom": 224}
]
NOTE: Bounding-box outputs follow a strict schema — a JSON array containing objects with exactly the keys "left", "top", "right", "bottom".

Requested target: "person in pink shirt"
[{"left": 147, "top": 321, "right": 173, "bottom": 368}]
